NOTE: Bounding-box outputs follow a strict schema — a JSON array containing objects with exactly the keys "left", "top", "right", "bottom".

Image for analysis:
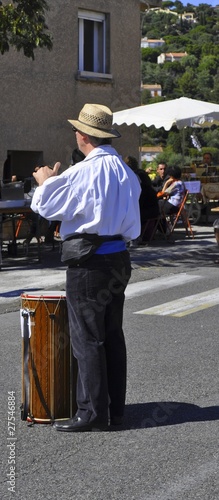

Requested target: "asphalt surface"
[
  {"left": 1, "top": 219, "right": 219, "bottom": 499},
  {"left": 0, "top": 219, "right": 219, "bottom": 314}
]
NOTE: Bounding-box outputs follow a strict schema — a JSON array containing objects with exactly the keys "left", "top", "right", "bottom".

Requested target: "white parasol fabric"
[{"left": 113, "top": 97, "right": 219, "bottom": 131}]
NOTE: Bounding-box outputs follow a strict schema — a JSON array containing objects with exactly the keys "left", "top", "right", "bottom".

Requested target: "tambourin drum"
[{"left": 20, "top": 291, "right": 77, "bottom": 423}]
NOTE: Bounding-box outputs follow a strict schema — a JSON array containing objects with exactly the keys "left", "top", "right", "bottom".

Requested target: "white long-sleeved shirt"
[{"left": 31, "top": 145, "right": 141, "bottom": 242}]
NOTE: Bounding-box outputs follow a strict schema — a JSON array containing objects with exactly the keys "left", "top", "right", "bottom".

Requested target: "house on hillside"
[
  {"left": 153, "top": 8, "right": 178, "bottom": 16},
  {"left": 157, "top": 52, "right": 188, "bottom": 64},
  {"left": 181, "top": 12, "right": 197, "bottom": 23},
  {"left": 153, "top": 8, "right": 196, "bottom": 22},
  {"left": 141, "top": 37, "right": 164, "bottom": 49},
  {"left": 141, "top": 84, "right": 162, "bottom": 97},
  {"left": 0, "top": 0, "right": 161, "bottom": 181}
]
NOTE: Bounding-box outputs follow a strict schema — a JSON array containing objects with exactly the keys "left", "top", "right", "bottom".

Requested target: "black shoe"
[
  {"left": 53, "top": 416, "right": 108, "bottom": 432},
  {"left": 110, "top": 416, "right": 123, "bottom": 426}
]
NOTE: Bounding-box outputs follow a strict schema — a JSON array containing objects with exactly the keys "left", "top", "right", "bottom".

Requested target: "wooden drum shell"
[{"left": 20, "top": 292, "right": 77, "bottom": 423}]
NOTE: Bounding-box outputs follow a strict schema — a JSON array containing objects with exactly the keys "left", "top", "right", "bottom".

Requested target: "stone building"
[{"left": 1, "top": 0, "right": 158, "bottom": 181}]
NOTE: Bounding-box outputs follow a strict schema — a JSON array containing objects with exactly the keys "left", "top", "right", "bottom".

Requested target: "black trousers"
[
  {"left": 158, "top": 200, "right": 178, "bottom": 232},
  {"left": 158, "top": 199, "right": 178, "bottom": 216},
  {"left": 66, "top": 250, "right": 131, "bottom": 425}
]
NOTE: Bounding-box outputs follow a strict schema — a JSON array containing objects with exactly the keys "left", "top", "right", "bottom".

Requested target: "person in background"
[
  {"left": 23, "top": 165, "right": 46, "bottom": 246},
  {"left": 144, "top": 165, "right": 155, "bottom": 180},
  {"left": 201, "top": 152, "right": 217, "bottom": 176},
  {"left": 158, "top": 166, "right": 185, "bottom": 221},
  {"left": 203, "top": 152, "right": 212, "bottom": 167},
  {"left": 151, "top": 163, "right": 167, "bottom": 193},
  {"left": 124, "top": 156, "right": 160, "bottom": 243},
  {"left": 31, "top": 103, "right": 141, "bottom": 432}
]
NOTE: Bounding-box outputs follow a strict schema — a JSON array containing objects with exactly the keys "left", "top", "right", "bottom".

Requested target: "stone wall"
[{"left": 0, "top": 0, "right": 141, "bottom": 180}]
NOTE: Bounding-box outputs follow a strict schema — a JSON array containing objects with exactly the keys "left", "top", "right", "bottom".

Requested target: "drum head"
[{"left": 21, "top": 291, "right": 66, "bottom": 299}]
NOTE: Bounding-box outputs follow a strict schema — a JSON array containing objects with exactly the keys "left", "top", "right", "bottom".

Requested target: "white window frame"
[{"left": 78, "top": 9, "right": 109, "bottom": 76}]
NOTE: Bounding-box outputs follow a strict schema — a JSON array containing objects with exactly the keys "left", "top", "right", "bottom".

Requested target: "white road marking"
[
  {"left": 134, "top": 288, "right": 219, "bottom": 317},
  {"left": 125, "top": 273, "right": 201, "bottom": 299},
  {"left": 0, "top": 271, "right": 202, "bottom": 311},
  {"left": 0, "top": 269, "right": 66, "bottom": 304}
]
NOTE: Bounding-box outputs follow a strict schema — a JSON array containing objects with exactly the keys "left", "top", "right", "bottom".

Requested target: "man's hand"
[{"left": 33, "top": 162, "right": 61, "bottom": 186}]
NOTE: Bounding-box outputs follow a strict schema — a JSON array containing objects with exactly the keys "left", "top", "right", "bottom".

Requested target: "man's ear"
[{"left": 82, "top": 133, "right": 89, "bottom": 143}]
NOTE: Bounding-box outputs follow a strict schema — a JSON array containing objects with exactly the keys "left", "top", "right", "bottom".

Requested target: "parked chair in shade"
[{"left": 140, "top": 215, "right": 167, "bottom": 243}]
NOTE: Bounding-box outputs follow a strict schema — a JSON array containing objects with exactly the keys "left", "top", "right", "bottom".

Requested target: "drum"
[{"left": 20, "top": 291, "right": 77, "bottom": 423}]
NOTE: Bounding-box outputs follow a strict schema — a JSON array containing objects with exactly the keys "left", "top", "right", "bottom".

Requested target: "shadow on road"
[{"left": 121, "top": 401, "right": 219, "bottom": 430}]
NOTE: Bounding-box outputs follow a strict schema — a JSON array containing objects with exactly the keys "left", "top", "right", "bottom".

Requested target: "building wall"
[{"left": 0, "top": 0, "right": 141, "bottom": 180}]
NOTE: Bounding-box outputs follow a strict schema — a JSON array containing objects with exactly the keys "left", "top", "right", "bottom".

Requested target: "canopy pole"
[
  {"left": 139, "top": 126, "right": 142, "bottom": 167},
  {"left": 182, "top": 128, "right": 185, "bottom": 168}
]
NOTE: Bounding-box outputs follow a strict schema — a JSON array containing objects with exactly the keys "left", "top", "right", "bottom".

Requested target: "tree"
[
  {"left": 0, "top": 0, "right": 52, "bottom": 59},
  {"left": 177, "top": 69, "right": 198, "bottom": 98},
  {"left": 204, "top": 128, "right": 219, "bottom": 150},
  {"left": 196, "top": 4, "right": 216, "bottom": 27},
  {"left": 162, "top": 1, "right": 175, "bottom": 9},
  {"left": 180, "top": 54, "right": 198, "bottom": 69},
  {"left": 211, "top": 71, "right": 219, "bottom": 103},
  {"left": 140, "top": 3, "right": 219, "bottom": 163},
  {"left": 141, "top": 47, "right": 161, "bottom": 64},
  {"left": 196, "top": 70, "right": 214, "bottom": 100},
  {"left": 141, "top": 89, "right": 151, "bottom": 105},
  {"left": 199, "top": 55, "right": 218, "bottom": 76},
  {"left": 173, "top": 1, "right": 184, "bottom": 13}
]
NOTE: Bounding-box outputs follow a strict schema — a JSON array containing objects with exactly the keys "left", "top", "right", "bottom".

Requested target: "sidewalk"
[{"left": 0, "top": 219, "right": 218, "bottom": 314}]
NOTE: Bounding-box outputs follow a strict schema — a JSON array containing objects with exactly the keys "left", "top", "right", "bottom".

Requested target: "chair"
[
  {"left": 140, "top": 215, "right": 167, "bottom": 242},
  {"left": 165, "top": 190, "right": 194, "bottom": 238}
]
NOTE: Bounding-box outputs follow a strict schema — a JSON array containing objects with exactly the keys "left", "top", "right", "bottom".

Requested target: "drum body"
[{"left": 20, "top": 291, "right": 77, "bottom": 423}]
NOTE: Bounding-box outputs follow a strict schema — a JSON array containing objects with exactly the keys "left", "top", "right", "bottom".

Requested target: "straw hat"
[{"left": 68, "top": 103, "right": 121, "bottom": 138}]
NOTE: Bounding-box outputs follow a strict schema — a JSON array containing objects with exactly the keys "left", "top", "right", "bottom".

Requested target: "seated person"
[
  {"left": 151, "top": 163, "right": 167, "bottom": 193},
  {"left": 124, "top": 156, "right": 160, "bottom": 242},
  {"left": 158, "top": 166, "right": 185, "bottom": 218},
  {"left": 201, "top": 152, "right": 217, "bottom": 177}
]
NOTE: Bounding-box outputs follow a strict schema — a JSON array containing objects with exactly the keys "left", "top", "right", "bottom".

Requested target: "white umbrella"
[{"left": 113, "top": 97, "right": 219, "bottom": 130}]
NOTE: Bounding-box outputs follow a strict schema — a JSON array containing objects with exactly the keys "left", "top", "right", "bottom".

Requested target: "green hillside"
[{"left": 141, "top": 1, "right": 219, "bottom": 167}]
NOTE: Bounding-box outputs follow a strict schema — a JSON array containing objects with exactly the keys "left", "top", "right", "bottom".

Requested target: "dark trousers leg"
[
  {"left": 66, "top": 251, "right": 131, "bottom": 424},
  {"left": 105, "top": 289, "right": 127, "bottom": 419}
]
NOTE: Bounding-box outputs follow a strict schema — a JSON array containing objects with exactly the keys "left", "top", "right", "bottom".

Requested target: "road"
[{"left": 1, "top": 235, "right": 219, "bottom": 499}]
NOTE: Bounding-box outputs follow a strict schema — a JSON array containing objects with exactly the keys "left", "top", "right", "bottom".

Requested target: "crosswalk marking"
[
  {"left": 125, "top": 273, "right": 201, "bottom": 299},
  {"left": 134, "top": 288, "right": 219, "bottom": 317}
]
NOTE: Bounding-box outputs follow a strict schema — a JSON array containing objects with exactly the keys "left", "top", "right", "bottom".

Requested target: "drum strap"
[{"left": 21, "top": 311, "right": 30, "bottom": 421}]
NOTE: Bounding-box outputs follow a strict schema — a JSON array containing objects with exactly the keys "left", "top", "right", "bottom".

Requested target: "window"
[{"left": 78, "top": 10, "right": 110, "bottom": 78}]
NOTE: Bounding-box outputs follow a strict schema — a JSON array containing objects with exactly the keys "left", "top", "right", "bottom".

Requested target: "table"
[
  {"left": 182, "top": 178, "right": 219, "bottom": 222},
  {"left": 0, "top": 203, "right": 41, "bottom": 267},
  {"left": 184, "top": 181, "right": 202, "bottom": 224}
]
